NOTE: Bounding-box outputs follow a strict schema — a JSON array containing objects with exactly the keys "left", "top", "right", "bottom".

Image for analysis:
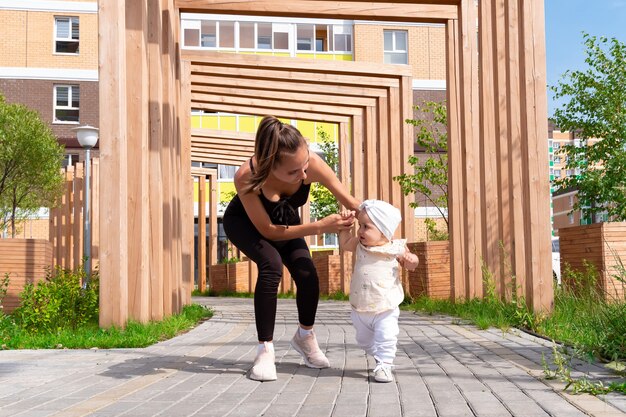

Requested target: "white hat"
[{"left": 359, "top": 199, "right": 402, "bottom": 241}]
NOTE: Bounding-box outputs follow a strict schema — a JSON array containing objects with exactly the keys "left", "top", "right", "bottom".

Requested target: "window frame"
[
  {"left": 54, "top": 16, "right": 80, "bottom": 55},
  {"left": 53, "top": 84, "right": 80, "bottom": 124},
  {"left": 383, "top": 29, "right": 408, "bottom": 65}
]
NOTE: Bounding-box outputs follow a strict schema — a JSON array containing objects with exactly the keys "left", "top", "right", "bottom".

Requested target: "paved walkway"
[{"left": 0, "top": 297, "right": 624, "bottom": 417}]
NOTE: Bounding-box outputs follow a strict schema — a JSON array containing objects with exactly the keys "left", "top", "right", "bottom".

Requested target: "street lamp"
[{"left": 73, "top": 125, "right": 99, "bottom": 285}]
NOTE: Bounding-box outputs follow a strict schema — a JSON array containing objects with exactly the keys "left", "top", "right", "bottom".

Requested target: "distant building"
[
  {"left": 548, "top": 121, "right": 604, "bottom": 235},
  {"left": 0, "top": 1, "right": 99, "bottom": 239}
]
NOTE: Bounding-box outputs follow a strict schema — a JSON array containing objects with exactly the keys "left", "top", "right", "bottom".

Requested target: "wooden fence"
[
  {"left": 0, "top": 239, "right": 53, "bottom": 313},
  {"left": 48, "top": 159, "right": 100, "bottom": 271}
]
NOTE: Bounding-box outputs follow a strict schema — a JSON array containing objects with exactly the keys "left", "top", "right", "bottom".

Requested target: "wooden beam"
[
  {"left": 98, "top": 0, "right": 129, "bottom": 328},
  {"left": 176, "top": 0, "right": 458, "bottom": 22}
]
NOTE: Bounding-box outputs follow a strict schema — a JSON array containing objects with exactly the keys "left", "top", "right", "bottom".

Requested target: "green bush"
[
  {"left": 13, "top": 266, "right": 99, "bottom": 333},
  {"left": 0, "top": 273, "right": 9, "bottom": 313}
]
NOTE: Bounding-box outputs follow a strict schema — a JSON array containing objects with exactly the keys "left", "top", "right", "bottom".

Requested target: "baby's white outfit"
[{"left": 350, "top": 239, "right": 405, "bottom": 364}]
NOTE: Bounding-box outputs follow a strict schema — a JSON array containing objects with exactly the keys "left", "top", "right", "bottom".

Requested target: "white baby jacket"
[{"left": 349, "top": 239, "right": 406, "bottom": 313}]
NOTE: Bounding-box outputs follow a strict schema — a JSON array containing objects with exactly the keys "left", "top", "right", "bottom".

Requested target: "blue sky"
[{"left": 544, "top": 0, "right": 626, "bottom": 116}]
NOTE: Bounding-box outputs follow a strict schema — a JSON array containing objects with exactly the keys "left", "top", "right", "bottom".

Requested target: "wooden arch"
[
  {"left": 98, "top": 0, "right": 552, "bottom": 327},
  {"left": 184, "top": 50, "right": 414, "bottom": 292}
]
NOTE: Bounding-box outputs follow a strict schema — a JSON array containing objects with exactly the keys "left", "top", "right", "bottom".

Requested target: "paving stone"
[{"left": 0, "top": 297, "right": 623, "bottom": 417}]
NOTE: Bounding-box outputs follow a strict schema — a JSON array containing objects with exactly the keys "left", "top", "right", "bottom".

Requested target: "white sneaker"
[
  {"left": 290, "top": 329, "right": 330, "bottom": 369},
  {"left": 373, "top": 362, "right": 394, "bottom": 383},
  {"left": 248, "top": 342, "right": 277, "bottom": 382}
]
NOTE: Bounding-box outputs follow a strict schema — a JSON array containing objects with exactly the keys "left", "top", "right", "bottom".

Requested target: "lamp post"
[{"left": 73, "top": 125, "right": 99, "bottom": 285}]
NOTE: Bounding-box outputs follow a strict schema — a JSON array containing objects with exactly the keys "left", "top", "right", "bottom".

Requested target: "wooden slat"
[
  {"left": 521, "top": 0, "right": 552, "bottom": 311},
  {"left": 478, "top": 0, "right": 501, "bottom": 292},
  {"left": 447, "top": 18, "right": 466, "bottom": 299},
  {"left": 98, "top": 0, "right": 129, "bottom": 328},
  {"left": 176, "top": 0, "right": 458, "bottom": 22},
  {"left": 186, "top": 49, "right": 411, "bottom": 77},
  {"left": 197, "top": 175, "right": 207, "bottom": 292},
  {"left": 126, "top": 0, "right": 150, "bottom": 323}
]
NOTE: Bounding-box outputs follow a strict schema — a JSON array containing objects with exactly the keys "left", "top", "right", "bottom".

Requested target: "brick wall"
[
  {"left": 407, "top": 241, "right": 451, "bottom": 299},
  {"left": 0, "top": 10, "right": 27, "bottom": 66},
  {"left": 12, "top": 218, "right": 50, "bottom": 240},
  {"left": 0, "top": 79, "right": 99, "bottom": 143},
  {"left": 0, "top": 9, "right": 98, "bottom": 69},
  {"left": 354, "top": 24, "right": 446, "bottom": 80}
]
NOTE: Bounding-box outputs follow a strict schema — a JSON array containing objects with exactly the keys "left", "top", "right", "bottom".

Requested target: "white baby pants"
[{"left": 351, "top": 307, "right": 400, "bottom": 364}]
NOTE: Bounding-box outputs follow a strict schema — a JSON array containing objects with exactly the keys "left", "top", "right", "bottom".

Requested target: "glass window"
[
  {"left": 239, "top": 22, "right": 255, "bottom": 48},
  {"left": 62, "top": 154, "right": 79, "bottom": 168},
  {"left": 553, "top": 169, "right": 561, "bottom": 177},
  {"left": 323, "top": 233, "right": 338, "bottom": 247},
  {"left": 334, "top": 34, "right": 352, "bottom": 52},
  {"left": 184, "top": 28, "right": 200, "bottom": 46},
  {"left": 568, "top": 213, "right": 574, "bottom": 224},
  {"left": 273, "top": 23, "right": 290, "bottom": 50},
  {"left": 297, "top": 24, "right": 314, "bottom": 51},
  {"left": 54, "top": 85, "right": 79, "bottom": 123},
  {"left": 257, "top": 23, "right": 272, "bottom": 49},
  {"left": 218, "top": 164, "right": 237, "bottom": 180},
  {"left": 201, "top": 21, "right": 216, "bottom": 47},
  {"left": 384, "top": 30, "right": 408, "bottom": 64},
  {"left": 315, "top": 25, "right": 330, "bottom": 51},
  {"left": 220, "top": 21, "right": 235, "bottom": 48},
  {"left": 55, "top": 16, "right": 79, "bottom": 54}
]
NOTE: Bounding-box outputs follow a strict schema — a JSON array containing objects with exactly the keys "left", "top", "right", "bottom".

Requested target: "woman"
[{"left": 223, "top": 116, "right": 359, "bottom": 381}]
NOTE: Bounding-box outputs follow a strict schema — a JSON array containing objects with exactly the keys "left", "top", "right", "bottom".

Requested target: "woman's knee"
[
  {"left": 289, "top": 257, "right": 318, "bottom": 283},
  {"left": 256, "top": 254, "right": 283, "bottom": 286}
]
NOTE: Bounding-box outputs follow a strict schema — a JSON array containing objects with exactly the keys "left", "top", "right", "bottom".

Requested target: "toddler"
[{"left": 339, "top": 199, "right": 419, "bottom": 382}]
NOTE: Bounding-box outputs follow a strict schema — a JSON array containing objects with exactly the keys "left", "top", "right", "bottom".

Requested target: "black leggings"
[{"left": 223, "top": 213, "right": 320, "bottom": 342}]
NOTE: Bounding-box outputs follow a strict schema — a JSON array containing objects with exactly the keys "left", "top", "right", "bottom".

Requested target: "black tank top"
[{"left": 224, "top": 159, "right": 311, "bottom": 227}]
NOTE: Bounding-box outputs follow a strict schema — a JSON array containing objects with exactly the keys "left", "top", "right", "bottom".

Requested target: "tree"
[
  {"left": 309, "top": 127, "right": 340, "bottom": 220},
  {"left": 551, "top": 34, "right": 626, "bottom": 222},
  {"left": 394, "top": 101, "right": 448, "bottom": 238},
  {"left": 0, "top": 95, "right": 64, "bottom": 237}
]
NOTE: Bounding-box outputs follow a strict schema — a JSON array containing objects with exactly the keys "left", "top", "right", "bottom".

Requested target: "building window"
[
  {"left": 257, "top": 23, "right": 272, "bottom": 49},
  {"left": 384, "top": 30, "right": 408, "bottom": 64},
  {"left": 333, "top": 25, "right": 352, "bottom": 52},
  {"left": 569, "top": 195, "right": 574, "bottom": 207},
  {"left": 62, "top": 153, "right": 79, "bottom": 168},
  {"left": 200, "top": 21, "right": 216, "bottom": 47},
  {"left": 54, "top": 85, "right": 80, "bottom": 123},
  {"left": 55, "top": 16, "right": 79, "bottom": 54},
  {"left": 568, "top": 213, "right": 574, "bottom": 224},
  {"left": 553, "top": 142, "right": 561, "bottom": 150},
  {"left": 297, "top": 24, "right": 314, "bottom": 51},
  {"left": 218, "top": 164, "right": 237, "bottom": 180},
  {"left": 315, "top": 25, "right": 331, "bottom": 52},
  {"left": 553, "top": 169, "right": 561, "bottom": 178},
  {"left": 239, "top": 22, "right": 255, "bottom": 48},
  {"left": 554, "top": 156, "right": 561, "bottom": 164}
]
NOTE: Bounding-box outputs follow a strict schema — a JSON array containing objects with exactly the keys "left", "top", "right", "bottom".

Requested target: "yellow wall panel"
[
  {"left": 220, "top": 116, "right": 237, "bottom": 130},
  {"left": 239, "top": 116, "right": 257, "bottom": 133}
]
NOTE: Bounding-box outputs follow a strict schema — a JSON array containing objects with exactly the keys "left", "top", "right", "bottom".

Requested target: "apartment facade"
[
  {"left": 548, "top": 122, "right": 604, "bottom": 235},
  {"left": 0, "top": 0, "right": 99, "bottom": 238}
]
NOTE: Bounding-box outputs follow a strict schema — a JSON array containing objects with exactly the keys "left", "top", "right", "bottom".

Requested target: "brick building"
[{"left": 0, "top": 0, "right": 99, "bottom": 239}]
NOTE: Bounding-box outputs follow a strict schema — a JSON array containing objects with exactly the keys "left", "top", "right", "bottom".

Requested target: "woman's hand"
[{"left": 319, "top": 212, "right": 355, "bottom": 234}]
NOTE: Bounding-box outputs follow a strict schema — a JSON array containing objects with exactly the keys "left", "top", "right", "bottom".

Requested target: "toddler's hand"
[
  {"left": 340, "top": 209, "right": 356, "bottom": 220},
  {"left": 398, "top": 252, "right": 419, "bottom": 271}
]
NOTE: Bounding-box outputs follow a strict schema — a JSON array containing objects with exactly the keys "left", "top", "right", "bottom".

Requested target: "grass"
[
  {"left": 403, "top": 262, "right": 626, "bottom": 364},
  {"left": 0, "top": 303, "right": 212, "bottom": 350}
]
